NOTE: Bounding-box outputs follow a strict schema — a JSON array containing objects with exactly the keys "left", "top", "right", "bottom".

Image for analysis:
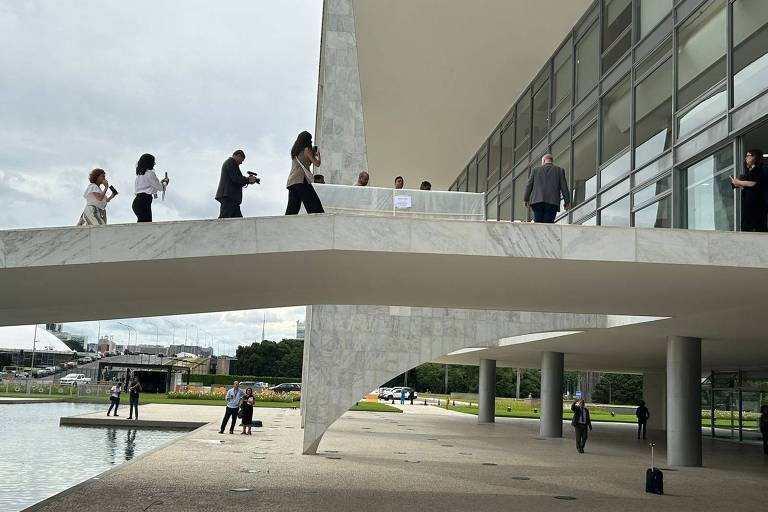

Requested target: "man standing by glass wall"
[{"left": 524, "top": 154, "right": 571, "bottom": 223}]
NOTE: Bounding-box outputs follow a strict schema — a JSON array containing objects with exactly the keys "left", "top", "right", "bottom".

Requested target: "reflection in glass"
[
  {"left": 576, "top": 23, "right": 599, "bottom": 101},
  {"left": 678, "top": 146, "right": 734, "bottom": 230},
  {"left": 733, "top": 0, "right": 768, "bottom": 106},
  {"left": 477, "top": 153, "right": 488, "bottom": 193},
  {"left": 639, "top": 0, "right": 673, "bottom": 39},
  {"left": 489, "top": 131, "right": 501, "bottom": 186},
  {"left": 486, "top": 195, "right": 498, "bottom": 220},
  {"left": 532, "top": 82, "right": 549, "bottom": 144},
  {"left": 678, "top": 88, "right": 727, "bottom": 138},
  {"left": 515, "top": 94, "right": 531, "bottom": 162},
  {"left": 572, "top": 121, "right": 598, "bottom": 205},
  {"left": 677, "top": 0, "right": 726, "bottom": 109},
  {"left": 633, "top": 174, "right": 671, "bottom": 206},
  {"left": 601, "top": 76, "right": 631, "bottom": 163},
  {"left": 513, "top": 174, "right": 529, "bottom": 221},
  {"left": 635, "top": 59, "right": 672, "bottom": 167},
  {"left": 600, "top": 195, "right": 631, "bottom": 226},
  {"left": 601, "top": 151, "right": 630, "bottom": 187},
  {"left": 501, "top": 123, "right": 515, "bottom": 174},
  {"left": 601, "top": 177, "right": 630, "bottom": 205},
  {"left": 499, "top": 197, "right": 512, "bottom": 221},
  {"left": 467, "top": 161, "right": 478, "bottom": 193},
  {"left": 552, "top": 44, "right": 572, "bottom": 124},
  {"left": 634, "top": 195, "right": 672, "bottom": 228}
]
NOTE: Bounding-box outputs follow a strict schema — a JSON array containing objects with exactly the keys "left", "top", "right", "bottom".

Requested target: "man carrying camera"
[{"left": 215, "top": 149, "right": 259, "bottom": 218}]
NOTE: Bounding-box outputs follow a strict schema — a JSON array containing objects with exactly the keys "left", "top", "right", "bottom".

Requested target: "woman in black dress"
[
  {"left": 240, "top": 387, "right": 255, "bottom": 435},
  {"left": 731, "top": 149, "right": 768, "bottom": 232}
]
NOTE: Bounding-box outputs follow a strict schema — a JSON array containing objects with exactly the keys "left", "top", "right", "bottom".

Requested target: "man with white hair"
[
  {"left": 354, "top": 171, "right": 370, "bottom": 186},
  {"left": 523, "top": 154, "right": 571, "bottom": 223}
]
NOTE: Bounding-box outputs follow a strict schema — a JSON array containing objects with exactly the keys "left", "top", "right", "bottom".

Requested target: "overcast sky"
[{"left": 0, "top": 1, "right": 322, "bottom": 353}]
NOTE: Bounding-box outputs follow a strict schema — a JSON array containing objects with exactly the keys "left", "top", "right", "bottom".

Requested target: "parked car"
[
  {"left": 269, "top": 383, "right": 301, "bottom": 393},
  {"left": 383, "top": 387, "right": 417, "bottom": 401},
  {"left": 65, "top": 361, "right": 77, "bottom": 369},
  {"left": 45, "top": 366, "right": 58, "bottom": 374},
  {"left": 59, "top": 373, "right": 91, "bottom": 386},
  {"left": 377, "top": 387, "right": 393, "bottom": 399},
  {"left": 240, "top": 381, "right": 270, "bottom": 392}
]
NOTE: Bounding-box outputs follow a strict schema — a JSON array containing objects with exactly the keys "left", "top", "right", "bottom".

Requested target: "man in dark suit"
[
  {"left": 215, "top": 149, "right": 258, "bottom": 218},
  {"left": 636, "top": 400, "right": 650, "bottom": 440},
  {"left": 524, "top": 154, "right": 571, "bottom": 223},
  {"left": 571, "top": 399, "right": 592, "bottom": 453}
]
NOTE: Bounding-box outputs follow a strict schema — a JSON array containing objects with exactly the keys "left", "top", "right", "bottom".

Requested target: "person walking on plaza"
[
  {"left": 394, "top": 176, "right": 405, "bottom": 190},
  {"left": 760, "top": 404, "right": 768, "bottom": 454},
  {"left": 79, "top": 168, "right": 116, "bottom": 226},
  {"left": 731, "top": 149, "right": 768, "bottom": 232},
  {"left": 219, "top": 381, "right": 243, "bottom": 434},
  {"left": 354, "top": 171, "right": 370, "bottom": 186},
  {"left": 523, "top": 154, "right": 571, "bottom": 223},
  {"left": 133, "top": 153, "right": 169, "bottom": 222},
  {"left": 127, "top": 376, "right": 141, "bottom": 420},
  {"left": 216, "top": 150, "right": 259, "bottom": 218},
  {"left": 400, "top": 388, "right": 406, "bottom": 405},
  {"left": 636, "top": 400, "right": 650, "bottom": 440},
  {"left": 285, "top": 131, "right": 325, "bottom": 215},
  {"left": 240, "top": 387, "right": 255, "bottom": 435},
  {"left": 571, "top": 399, "right": 592, "bottom": 453},
  {"left": 107, "top": 382, "right": 122, "bottom": 416}
]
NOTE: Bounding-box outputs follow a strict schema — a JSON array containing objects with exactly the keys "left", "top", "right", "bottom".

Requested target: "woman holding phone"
[
  {"left": 285, "top": 131, "right": 324, "bottom": 215},
  {"left": 79, "top": 168, "right": 115, "bottom": 225},
  {"left": 132, "top": 153, "right": 169, "bottom": 222}
]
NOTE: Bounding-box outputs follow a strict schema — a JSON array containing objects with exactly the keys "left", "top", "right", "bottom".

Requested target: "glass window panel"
[
  {"left": 499, "top": 197, "right": 512, "bottom": 221},
  {"left": 458, "top": 176, "right": 467, "bottom": 192},
  {"left": 477, "top": 153, "right": 488, "bottom": 193},
  {"left": 501, "top": 123, "right": 515, "bottom": 174},
  {"left": 636, "top": 38, "right": 672, "bottom": 79},
  {"left": 532, "top": 82, "right": 549, "bottom": 144},
  {"left": 678, "top": 146, "right": 734, "bottom": 230},
  {"left": 601, "top": 177, "right": 630, "bottom": 205},
  {"left": 677, "top": 0, "right": 726, "bottom": 109},
  {"left": 551, "top": 134, "right": 571, "bottom": 210},
  {"left": 515, "top": 94, "right": 531, "bottom": 162},
  {"left": 489, "top": 130, "right": 501, "bottom": 185},
  {"left": 633, "top": 155, "right": 670, "bottom": 186},
  {"left": 577, "top": 215, "right": 597, "bottom": 226},
  {"left": 635, "top": 58, "right": 673, "bottom": 167},
  {"left": 633, "top": 174, "right": 671, "bottom": 205},
  {"left": 639, "top": 0, "right": 672, "bottom": 39},
  {"left": 573, "top": 121, "right": 598, "bottom": 205},
  {"left": 733, "top": 0, "right": 768, "bottom": 106},
  {"left": 575, "top": 107, "right": 597, "bottom": 134},
  {"left": 571, "top": 198, "right": 597, "bottom": 221},
  {"left": 603, "top": 31, "right": 631, "bottom": 72},
  {"left": 486, "top": 195, "right": 498, "bottom": 220},
  {"left": 603, "top": 0, "right": 632, "bottom": 50},
  {"left": 467, "top": 161, "right": 478, "bottom": 193},
  {"left": 678, "top": 87, "right": 727, "bottom": 138},
  {"left": 552, "top": 44, "right": 572, "bottom": 124},
  {"left": 634, "top": 195, "right": 672, "bottom": 228},
  {"left": 600, "top": 195, "right": 631, "bottom": 226},
  {"left": 576, "top": 23, "right": 599, "bottom": 101},
  {"left": 601, "top": 151, "right": 630, "bottom": 187},
  {"left": 513, "top": 174, "right": 530, "bottom": 221},
  {"left": 601, "top": 76, "right": 631, "bottom": 163}
]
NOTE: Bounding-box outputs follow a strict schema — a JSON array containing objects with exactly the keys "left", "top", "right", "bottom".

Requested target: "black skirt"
[{"left": 241, "top": 403, "right": 254, "bottom": 426}]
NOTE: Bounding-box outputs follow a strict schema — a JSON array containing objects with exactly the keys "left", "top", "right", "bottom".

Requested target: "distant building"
[
  {"left": 98, "top": 336, "right": 116, "bottom": 354},
  {"left": 168, "top": 344, "right": 212, "bottom": 357},
  {"left": 296, "top": 321, "right": 305, "bottom": 340},
  {"left": 45, "top": 323, "right": 86, "bottom": 352},
  {"left": 135, "top": 344, "right": 168, "bottom": 356}
]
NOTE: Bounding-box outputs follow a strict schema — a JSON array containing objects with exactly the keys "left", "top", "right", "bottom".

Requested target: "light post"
[{"left": 26, "top": 324, "right": 38, "bottom": 394}]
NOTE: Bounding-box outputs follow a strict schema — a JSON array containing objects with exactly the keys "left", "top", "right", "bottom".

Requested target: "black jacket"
[
  {"left": 524, "top": 164, "right": 571, "bottom": 210},
  {"left": 571, "top": 403, "right": 592, "bottom": 429},
  {"left": 215, "top": 157, "right": 248, "bottom": 204}
]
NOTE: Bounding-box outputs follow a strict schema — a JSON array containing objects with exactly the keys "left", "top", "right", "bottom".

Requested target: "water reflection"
[{"left": 0, "top": 403, "right": 183, "bottom": 512}]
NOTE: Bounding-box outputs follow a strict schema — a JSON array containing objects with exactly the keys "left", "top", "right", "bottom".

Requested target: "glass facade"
[
  {"left": 452, "top": 0, "right": 768, "bottom": 232},
  {"left": 703, "top": 369, "right": 768, "bottom": 443}
]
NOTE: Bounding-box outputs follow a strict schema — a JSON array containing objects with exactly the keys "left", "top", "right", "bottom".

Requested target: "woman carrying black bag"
[{"left": 285, "top": 131, "right": 325, "bottom": 215}]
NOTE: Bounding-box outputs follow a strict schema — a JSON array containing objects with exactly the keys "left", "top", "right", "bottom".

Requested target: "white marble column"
[{"left": 666, "top": 336, "right": 702, "bottom": 467}]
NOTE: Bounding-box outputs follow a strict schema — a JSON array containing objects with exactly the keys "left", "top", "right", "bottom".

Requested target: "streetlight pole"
[{"left": 26, "top": 324, "right": 38, "bottom": 394}]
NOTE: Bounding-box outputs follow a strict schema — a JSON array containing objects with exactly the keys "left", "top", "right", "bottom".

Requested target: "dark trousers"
[
  {"left": 762, "top": 431, "right": 768, "bottom": 454},
  {"left": 108, "top": 396, "right": 120, "bottom": 415},
  {"left": 531, "top": 202, "right": 558, "bottom": 223},
  {"left": 638, "top": 420, "right": 647, "bottom": 439},
  {"left": 741, "top": 205, "right": 768, "bottom": 232},
  {"left": 129, "top": 396, "right": 139, "bottom": 419},
  {"left": 220, "top": 406, "right": 239, "bottom": 433},
  {"left": 285, "top": 180, "right": 325, "bottom": 215},
  {"left": 218, "top": 198, "right": 243, "bottom": 219},
  {"left": 574, "top": 424, "right": 589, "bottom": 451},
  {"left": 132, "top": 193, "right": 153, "bottom": 222}
]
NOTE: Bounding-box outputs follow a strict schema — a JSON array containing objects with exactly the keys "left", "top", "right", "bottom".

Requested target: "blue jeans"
[{"left": 531, "top": 202, "right": 558, "bottom": 223}]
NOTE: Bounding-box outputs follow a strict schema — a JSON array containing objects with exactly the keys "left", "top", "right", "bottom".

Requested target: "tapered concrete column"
[
  {"left": 666, "top": 336, "right": 702, "bottom": 467},
  {"left": 540, "top": 351, "right": 564, "bottom": 437},
  {"left": 478, "top": 359, "right": 496, "bottom": 423}
]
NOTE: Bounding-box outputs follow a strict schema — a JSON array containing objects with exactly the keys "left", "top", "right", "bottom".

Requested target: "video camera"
[{"left": 247, "top": 171, "right": 261, "bottom": 185}]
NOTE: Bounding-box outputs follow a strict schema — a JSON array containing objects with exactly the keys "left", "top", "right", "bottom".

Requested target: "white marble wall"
[
  {"left": 315, "top": 0, "right": 368, "bottom": 185},
  {"left": 301, "top": 304, "right": 618, "bottom": 454}
]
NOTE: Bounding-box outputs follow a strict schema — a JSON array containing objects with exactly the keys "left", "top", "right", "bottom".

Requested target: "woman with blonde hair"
[{"left": 79, "top": 168, "right": 115, "bottom": 225}]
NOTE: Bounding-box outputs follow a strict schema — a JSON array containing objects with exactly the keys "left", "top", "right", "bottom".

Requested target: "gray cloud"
[{"left": 0, "top": 0, "right": 321, "bottom": 346}]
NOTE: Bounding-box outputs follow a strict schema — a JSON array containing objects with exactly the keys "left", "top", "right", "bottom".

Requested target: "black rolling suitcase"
[{"left": 645, "top": 442, "right": 664, "bottom": 495}]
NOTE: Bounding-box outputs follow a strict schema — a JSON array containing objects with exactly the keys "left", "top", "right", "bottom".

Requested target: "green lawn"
[{"left": 350, "top": 401, "right": 402, "bottom": 413}]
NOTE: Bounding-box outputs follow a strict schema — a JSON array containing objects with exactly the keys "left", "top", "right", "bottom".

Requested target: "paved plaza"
[{"left": 28, "top": 403, "right": 768, "bottom": 511}]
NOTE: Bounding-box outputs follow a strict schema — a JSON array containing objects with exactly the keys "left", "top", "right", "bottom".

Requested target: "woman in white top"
[
  {"left": 79, "top": 168, "right": 115, "bottom": 225},
  {"left": 132, "top": 153, "right": 169, "bottom": 222}
]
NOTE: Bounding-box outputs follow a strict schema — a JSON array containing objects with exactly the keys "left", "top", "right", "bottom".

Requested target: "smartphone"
[
  {"left": 109, "top": 185, "right": 118, "bottom": 196},
  {"left": 312, "top": 146, "right": 318, "bottom": 154},
  {"left": 164, "top": 172, "right": 168, "bottom": 180}
]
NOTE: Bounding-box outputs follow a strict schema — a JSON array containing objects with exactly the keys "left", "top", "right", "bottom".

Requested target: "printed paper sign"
[{"left": 394, "top": 195, "right": 412, "bottom": 209}]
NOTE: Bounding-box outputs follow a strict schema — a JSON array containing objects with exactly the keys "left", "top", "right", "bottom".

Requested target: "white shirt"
[
  {"left": 134, "top": 170, "right": 164, "bottom": 197},
  {"left": 83, "top": 183, "right": 107, "bottom": 209},
  {"left": 110, "top": 385, "right": 121, "bottom": 398}
]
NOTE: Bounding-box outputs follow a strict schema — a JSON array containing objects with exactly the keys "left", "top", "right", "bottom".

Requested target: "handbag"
[
  {"left": 295, "top": 156, "right": 314, "bottom": 183},
  {"left": 237, "top": 408, "right": 243, "bottom": 418}
]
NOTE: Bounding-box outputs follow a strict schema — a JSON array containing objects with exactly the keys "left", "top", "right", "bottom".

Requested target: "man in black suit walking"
[
  {"left": 571, "top": 399, "right": 592, "bottom": 453},
  {"left": 523, "top": 154, "right": 571, "bottom": 223},
  {"left": 636, "top": 400, "right": 650, "bottom": 440},
  {"left": 215, "top": 150, "right": 258, "bottom": 218}
]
